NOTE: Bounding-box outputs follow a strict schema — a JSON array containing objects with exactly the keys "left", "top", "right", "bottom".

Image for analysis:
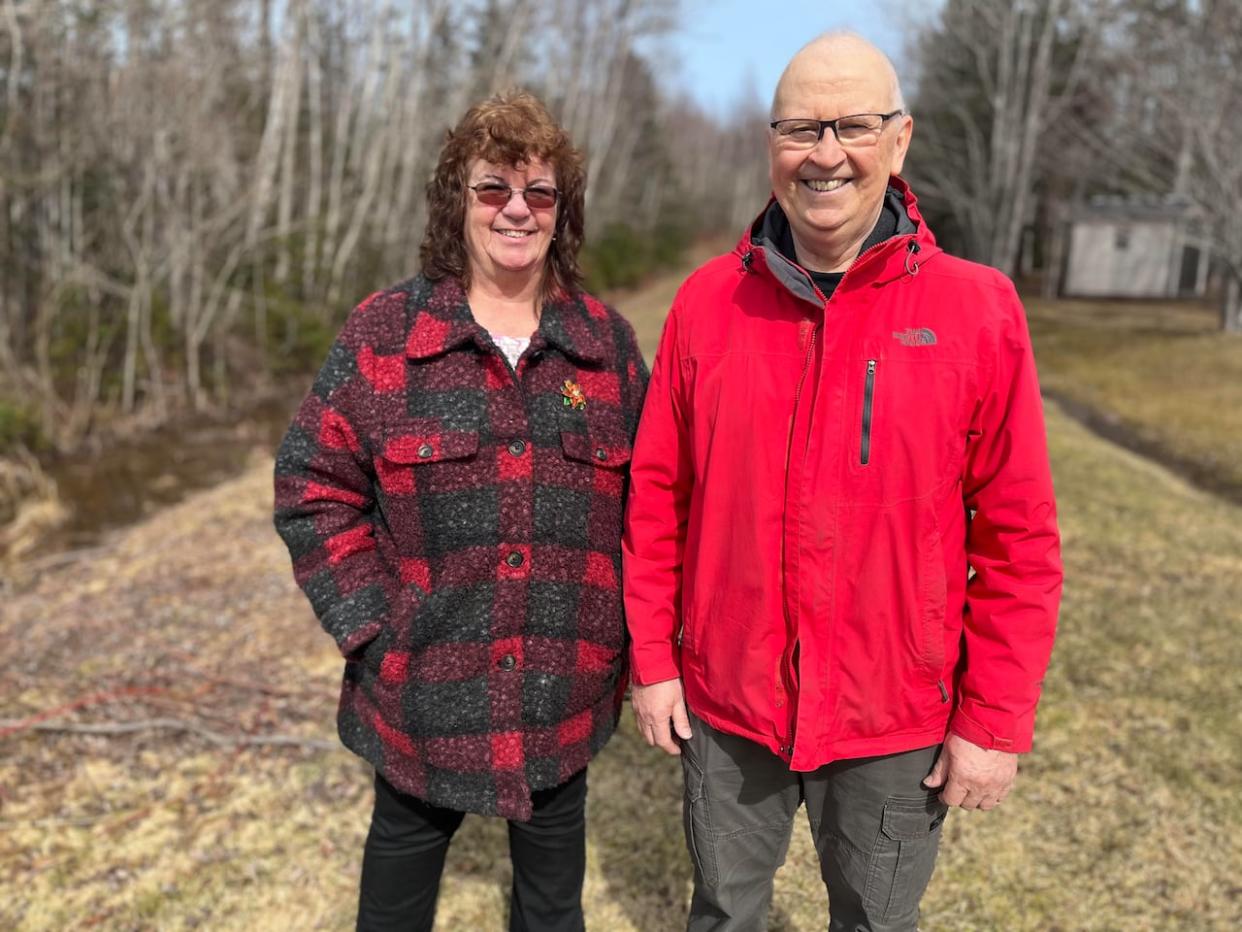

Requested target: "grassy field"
[
  {"left": 1026, "top": 297, "right": 1242, "bottom": 500},
  {"left": 2, "top": 272, "right": 1240, "bottom": 930}
]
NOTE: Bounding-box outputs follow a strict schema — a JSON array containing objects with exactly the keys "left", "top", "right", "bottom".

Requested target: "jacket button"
[
  {"left": 498, "top": 654, "right": 516, "bottom": 671},
  {"left": 593, "top": 448, "right": 608, "bottom": 461},
  {"left": 505, "top": 551, "right": 525, "bottom": 568},
  {"left": 417, "top": 443, "right": 434, "bottom": 458},
  {"left": 508, "top": 439, "right": 526, "bottom": 456}
]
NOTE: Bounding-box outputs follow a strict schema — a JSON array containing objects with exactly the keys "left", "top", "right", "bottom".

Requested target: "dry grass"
[
  {"left": 2, "top": 279, "right": 1240, "bottom": 930},
  {"left": 1026, "top": 297, "right": 1242, "bottom": 496},
  {"left": 609, "top": 237, "right": 734, "bottom": 360},
  {"left": 0, "top": 449, "right": 67, "bottom": 569}
]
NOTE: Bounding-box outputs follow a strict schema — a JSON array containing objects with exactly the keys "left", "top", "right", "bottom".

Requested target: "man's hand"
[
  {"left": 923, "top": 733, "right": 1018, "bottom": 810},
  {"left": 631, "top": 677, "right": 692, "bottom": 755}
]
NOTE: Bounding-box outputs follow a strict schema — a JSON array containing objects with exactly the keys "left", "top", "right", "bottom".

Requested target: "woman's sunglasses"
[{"left": 469, "top": 181, "right": 559, "bottom": 210}]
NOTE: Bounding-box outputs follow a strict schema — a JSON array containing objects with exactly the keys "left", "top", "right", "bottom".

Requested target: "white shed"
[{"left": 1061, "top": 195, "right": 1208, "bottom": 299}]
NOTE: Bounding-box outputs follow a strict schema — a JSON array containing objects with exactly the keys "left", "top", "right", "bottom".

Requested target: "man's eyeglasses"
[
  {"left": 769, "top": 111, "right": 904, "bottom": 149},
  {"left": 468, "top": 181, "right": 560, "bottom": 210}
]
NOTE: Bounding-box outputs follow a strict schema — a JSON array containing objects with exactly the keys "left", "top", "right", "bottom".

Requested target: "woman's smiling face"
[{"left": 463, "top": 157, "right": 558, "bottom": 289}]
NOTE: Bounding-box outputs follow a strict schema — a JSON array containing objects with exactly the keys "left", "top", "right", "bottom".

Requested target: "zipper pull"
[{"left": 904, "top": 241, "right": 921, "bottom": 277}]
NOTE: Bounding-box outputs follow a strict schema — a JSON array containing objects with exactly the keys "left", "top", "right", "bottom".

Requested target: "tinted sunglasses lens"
[
  {"left": 524, "top": 187, "right": 558, "bottom": 209},
  {"left": 474, "top": 184, "right": 511, "bottom": 207}
]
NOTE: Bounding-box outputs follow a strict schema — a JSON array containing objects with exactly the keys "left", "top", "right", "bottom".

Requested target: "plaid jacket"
[{"left": 274, "top": 274, "right": 648, "bottom": 820}]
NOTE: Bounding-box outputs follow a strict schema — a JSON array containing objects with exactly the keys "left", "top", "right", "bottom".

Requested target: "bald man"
[{"left": 623, "top": 32, "right": 1061, "bottom": 931}]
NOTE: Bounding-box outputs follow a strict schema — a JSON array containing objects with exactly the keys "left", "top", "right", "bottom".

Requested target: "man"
[{"left": 622, "top": 32, "right": 1062, "bottom": 931}]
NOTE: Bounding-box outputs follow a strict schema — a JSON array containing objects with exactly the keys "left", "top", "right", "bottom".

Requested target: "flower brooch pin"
[{"left": 561, "top": 379, "right": 587, "bottom": 410}]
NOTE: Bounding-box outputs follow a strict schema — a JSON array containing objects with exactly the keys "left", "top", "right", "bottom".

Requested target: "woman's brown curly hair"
[{"left": 420, "top": 90, "right": 586, "bottom": 299}]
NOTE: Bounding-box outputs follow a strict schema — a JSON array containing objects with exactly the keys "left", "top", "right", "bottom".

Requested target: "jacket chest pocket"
[
  {"left": 845, "top": 356, "right": 974, "bottom": 505},
  {"left": 541, "top": 427, "right": 633, "bottom": 551},
  {"left": 554, "top": 380, "right": 633, "bottom": 483},
  {"left": 559, "top": 430, "right": 632, "bottom": 473},
  {"left": 375, "top": 424, "right": 490, "bottom": 555}
]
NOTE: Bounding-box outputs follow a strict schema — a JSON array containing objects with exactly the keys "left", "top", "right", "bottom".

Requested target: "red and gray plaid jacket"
[{"left": 274, "top": 274, "right": 648, "bottom": 820}]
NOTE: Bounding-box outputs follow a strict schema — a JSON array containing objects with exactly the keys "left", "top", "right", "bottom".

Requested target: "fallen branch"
[
  {"left": 163, "top": 648, "right": 315, "bottom": 700},
  {"left": 15, "top": 544, "right": 109, "bottom": 574},
  {"left": 0, "top": 686, "right": 172, "bottom": 739},
  {"left": 0, "top": 716, "right": 339, "bottom": 750}
]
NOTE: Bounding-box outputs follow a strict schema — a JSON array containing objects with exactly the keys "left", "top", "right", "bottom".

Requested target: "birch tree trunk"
[
  {"left": 273, "top": 2, "right": 305, "bottom": 285},
  {"left": 302, "top": 6, "right": 326, "bottom": 301}
]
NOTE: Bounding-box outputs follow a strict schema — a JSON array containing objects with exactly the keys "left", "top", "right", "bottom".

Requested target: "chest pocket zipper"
[{"left": 860, "top": 359, "right": 877, "bottom": 466}]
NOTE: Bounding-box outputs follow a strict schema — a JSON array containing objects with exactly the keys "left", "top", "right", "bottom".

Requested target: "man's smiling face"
[{"left": 768, "top": 41, "right": 912, "bottom": 272}]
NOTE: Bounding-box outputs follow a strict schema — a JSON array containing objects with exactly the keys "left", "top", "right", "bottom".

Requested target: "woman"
[{"left": 273, "top": 91, "right": 648, "bottom": 930}]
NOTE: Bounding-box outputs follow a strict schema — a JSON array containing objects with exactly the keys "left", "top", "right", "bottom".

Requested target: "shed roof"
[{"left": 1070, "top": 193, "right": 1200, "bottom": 223}]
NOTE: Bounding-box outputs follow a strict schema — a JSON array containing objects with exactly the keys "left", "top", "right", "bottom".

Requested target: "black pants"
[{"left": 357, "top": 768, "right": 588, "bottom": 932}]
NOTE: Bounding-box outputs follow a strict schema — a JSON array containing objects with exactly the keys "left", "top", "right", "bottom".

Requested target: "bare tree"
[
  {"left": 1157, "top": 0, "right": 1242, "bottom": 331},
  {"left": 1042, "top": 0, "right": 1242, "bottom": 330},
  {"left": 0, "top": 0, "right": 777, "bottom": 455},
  {"left": 907, "top": 0, "right": 1100, "bottom": 277}
]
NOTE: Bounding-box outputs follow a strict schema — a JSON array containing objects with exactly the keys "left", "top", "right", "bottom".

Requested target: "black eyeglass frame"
[
  {"left": 768, "top": 110, "right": 906, "bottom": 145},
  {"left": 467, "top": 181, "right": 561, "bottom": 208}
]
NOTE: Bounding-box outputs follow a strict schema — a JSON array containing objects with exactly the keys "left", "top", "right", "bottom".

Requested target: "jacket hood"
[{"left": 736, "top": 175, "right": 941, "bottom": 305}]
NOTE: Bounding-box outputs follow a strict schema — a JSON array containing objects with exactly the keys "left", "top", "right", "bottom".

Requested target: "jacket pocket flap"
[
  {"left": 560, "top": 431, "right": 632, "bottom": 468},
  {"left": 383, "top": 431, "right": 480, "bottom": 464},
  {"left": 880, "top": 795, "right": 947, "bottom": 841}
]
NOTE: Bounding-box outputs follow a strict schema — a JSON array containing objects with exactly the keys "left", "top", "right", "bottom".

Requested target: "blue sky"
[{"left": 664, "top": 0, "right": 930, "bottom": 115}]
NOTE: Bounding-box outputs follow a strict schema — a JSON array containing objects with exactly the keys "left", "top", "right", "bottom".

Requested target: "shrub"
[
  {"left": 581, "top": 220, "right": 692, "bottom": 294},
  {"left": 0, "top": 400, "right": 44, "bottom": 455},
  {"left": 261, "top": 288, "right": 338, "bottom": 377}
]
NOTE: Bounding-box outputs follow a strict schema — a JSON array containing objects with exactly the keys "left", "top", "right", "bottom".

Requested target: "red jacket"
[{"left": 623, "top": 179, "right": 1061, "bottom": 769}]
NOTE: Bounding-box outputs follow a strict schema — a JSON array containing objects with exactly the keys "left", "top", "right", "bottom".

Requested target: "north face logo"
[{"left": 892, "top": 327, "right": 937, "bottom": 346}]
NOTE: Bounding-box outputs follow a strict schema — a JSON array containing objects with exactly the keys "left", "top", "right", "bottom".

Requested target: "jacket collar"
[
  {"left": 532, "top": 294, "right": 609, "bottom": 364},
  {"left": 403, "top": 276, "right": 485, "bottom": 359},
  {"left": 404, "top": 275, "right": 606, "bottom": 364},
  {"left": 738, "top": 175, "right": 940, "bottom": 305}
]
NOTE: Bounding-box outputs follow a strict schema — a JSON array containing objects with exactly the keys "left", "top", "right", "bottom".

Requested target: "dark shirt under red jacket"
[{"left": 274, "top": 273, "right": 648, "bottom": 820}]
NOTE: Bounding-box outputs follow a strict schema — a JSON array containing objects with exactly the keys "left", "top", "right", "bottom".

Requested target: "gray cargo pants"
[{"left": 681, "top": 713, "right": 947, "bottom": 932}]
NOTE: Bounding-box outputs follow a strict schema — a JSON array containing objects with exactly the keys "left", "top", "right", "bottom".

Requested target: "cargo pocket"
[
  {"left": 681, "top": 750, "right": 719, "bottom": 889},
  {"left": 862, "top": 794, "right": 948, "bottom": 920}
]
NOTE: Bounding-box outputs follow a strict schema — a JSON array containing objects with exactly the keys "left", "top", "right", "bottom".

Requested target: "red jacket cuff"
[
  {"left": 628, "top": 644, "right": 682, "bottom": 686},
  {"left": 949, "top": 701, "right": 1031, "bottom": 753}
]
